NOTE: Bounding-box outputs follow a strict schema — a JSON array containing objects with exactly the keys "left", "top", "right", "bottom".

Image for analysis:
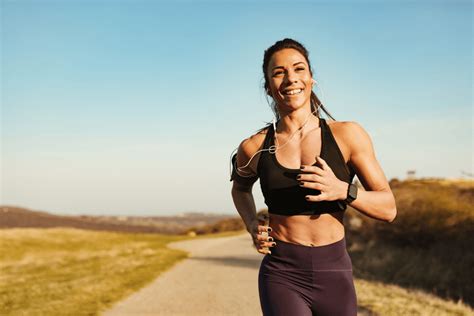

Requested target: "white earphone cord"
[
  {"left": 230, "top": 110, "right": 325, "bottom": 177},
  {"left": 230, "top": 81, "right": 326, "bottom": 178}
]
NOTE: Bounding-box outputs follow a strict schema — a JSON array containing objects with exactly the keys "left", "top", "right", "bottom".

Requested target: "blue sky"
[{"left": 1, "top": 0, "right": 472, "bottom": 216}]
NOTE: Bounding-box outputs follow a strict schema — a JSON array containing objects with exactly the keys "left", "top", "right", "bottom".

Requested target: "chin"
[{"left": 285, "top": 100, "right": 308, "bottom": 109}]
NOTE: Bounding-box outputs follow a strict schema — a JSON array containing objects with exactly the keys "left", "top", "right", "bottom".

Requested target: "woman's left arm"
[
  {"left": 340, "top": 121, "right": 397, "bottom": 222},
  {"left": 300, "top": 121, "right": 397, "bottom": 223}
]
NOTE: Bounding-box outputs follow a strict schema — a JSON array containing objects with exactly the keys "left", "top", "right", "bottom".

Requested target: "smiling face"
[{"left": 266, "top": 48, "right": 314, "bottom": 114}]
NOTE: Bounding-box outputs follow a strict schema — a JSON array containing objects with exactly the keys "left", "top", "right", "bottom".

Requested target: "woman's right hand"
[{"left": 248, "top": 219, "right": 276, "bottom": 255}]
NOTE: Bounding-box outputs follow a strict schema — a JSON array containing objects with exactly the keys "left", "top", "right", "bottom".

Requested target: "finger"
[
  {"left": 305, "top": 192, "right": 326, "bottom": 202},
  {"left": 260, "top": 240, "right": 277, "bottom": 248},
  {"left": 300, "top": 164, "right": 324, "bottom": 176},
  {"left": 253, "top": 237, "right": 273, "bottom": 250},
  {"left": 315, "top": 156, "right": 329, "bottom": 171},
  {"left": 257, "top": 234, "right": 274, "bottom": 242},
  {"left": 257, "top": 247, "right": 272, "bottom": 255},
  {"left": 258, "top": 225, "right": 272, "bottom": 234},
  {"left": 299, "top": 181, "right": 324, "bottom": 191},
  {"left": 298, "top": 173, "right": 324, "bottom": 184},
  {"left": 255, "top": 234, "right": 276, "bottom": 246}
]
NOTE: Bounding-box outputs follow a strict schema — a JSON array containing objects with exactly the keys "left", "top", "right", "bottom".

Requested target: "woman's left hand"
[{"left": 297, "top": 156, "right": 348, "bottom": 202}]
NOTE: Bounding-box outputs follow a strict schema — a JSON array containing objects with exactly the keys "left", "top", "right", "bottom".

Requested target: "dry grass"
[
  {"left": 0, "top": 227, "right": 240, "bottom": 316},
  {"left": 0, "top": 226, "right": 472, "bottom": 315},
  {"left": 355, "top": 278, "right": 473, "bottom": 315},
  {"left": 1, "top": 178, "right": 473, "bottom": 315},
  {"left": 345, "top": 178, "right": 474, "bottom": 309}
]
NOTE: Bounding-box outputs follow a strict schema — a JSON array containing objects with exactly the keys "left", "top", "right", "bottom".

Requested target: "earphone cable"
[{"left": 230, "top": 106, "right": 320, "bottom": 178}]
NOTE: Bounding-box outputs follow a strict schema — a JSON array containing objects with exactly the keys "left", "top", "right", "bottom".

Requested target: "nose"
[{"left": 285, "top": 69, "right": 298, "bottom": 84}]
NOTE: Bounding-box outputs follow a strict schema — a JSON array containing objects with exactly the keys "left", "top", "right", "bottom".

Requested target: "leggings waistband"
[
  {"left": 272, "top": 236, "right": 346, "bottom": 249},
  {"left": 269, "top": 236, "right": 348, "bottom": 267}
]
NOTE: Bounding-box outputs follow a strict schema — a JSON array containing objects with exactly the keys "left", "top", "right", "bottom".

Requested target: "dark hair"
[{"left": 256, "top": 38, "right": 335, "bottom": 133}]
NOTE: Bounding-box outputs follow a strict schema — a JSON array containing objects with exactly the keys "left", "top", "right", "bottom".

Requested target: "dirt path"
[
  {"left": 103, "top": 232, "right": 263, "bottom": 316},
  {"left": 103, "top": 232, "right": 375, "bottom": 316}
]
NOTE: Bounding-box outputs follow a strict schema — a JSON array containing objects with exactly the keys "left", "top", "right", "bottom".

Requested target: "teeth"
[{"left": 284, "top": 89, "right": 302, "bottom": 95}]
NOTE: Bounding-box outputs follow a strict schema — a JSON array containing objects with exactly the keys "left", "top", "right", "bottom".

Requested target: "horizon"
[{"left": 2, "top": 176, "right": 471, "bottom": 216}]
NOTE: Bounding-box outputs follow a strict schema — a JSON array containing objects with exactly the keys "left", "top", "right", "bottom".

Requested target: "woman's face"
[{"left": 266, "top": 48, "right": 313, "bottom": 113}]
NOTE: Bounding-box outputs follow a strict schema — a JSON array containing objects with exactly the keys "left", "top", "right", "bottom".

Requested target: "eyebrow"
[{"left": 272, "top": 61, "right": 306, "bottom": 71}]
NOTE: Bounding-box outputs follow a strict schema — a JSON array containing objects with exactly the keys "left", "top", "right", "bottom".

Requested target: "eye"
[
  {"left": 273, "top": 71, "right": 283, "bottom": 76},
  {"left": 296, "top": 67, "right": 305, "bottom": 71}
]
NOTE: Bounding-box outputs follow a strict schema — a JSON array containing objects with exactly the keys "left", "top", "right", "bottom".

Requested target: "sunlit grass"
[
  {"left": 0, "top": 228, "right": 240, "bottom": 316},
  {"left": 346, "top": 178, "right": 474, "bottom": 312},
  {"left": 1, "top": 178, "right": 473, "bottom": 316},
  {"left": 355, "top": 278, "right": 473, "bottom": 316}
]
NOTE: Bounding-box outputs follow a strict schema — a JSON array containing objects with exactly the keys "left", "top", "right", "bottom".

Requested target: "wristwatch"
[{"left": 344, "top": 183, "right": 358, "bottom": 204}]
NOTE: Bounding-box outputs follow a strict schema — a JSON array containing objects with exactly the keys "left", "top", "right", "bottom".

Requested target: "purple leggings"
[{"left": 258, "top": 236, "right": 357, "bottom": 316}]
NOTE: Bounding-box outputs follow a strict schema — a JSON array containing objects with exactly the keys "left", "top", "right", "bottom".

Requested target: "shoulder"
[
  {"left": 240, "top": 127, "right": 269, "bottom": 153},
  {"left": 327, "top": 119, "right": 368, "bottom": 136},
  {"left": 237, "top": 126, "right": 269, "bottom": 160},
  {"left": 235, "top": 126, "right": 270, "bottom": 172},
  {"left": 328, "top": 120, "right": 373, "bottom": 156}
]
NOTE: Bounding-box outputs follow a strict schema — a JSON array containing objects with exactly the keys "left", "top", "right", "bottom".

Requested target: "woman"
[{"left": 230, "top": 38, "right": 397, "bottom": 316}]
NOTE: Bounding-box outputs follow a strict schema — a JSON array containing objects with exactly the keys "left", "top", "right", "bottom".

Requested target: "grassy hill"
[{"left": 344, "top": 178, "right": 474, "bottom": 308}]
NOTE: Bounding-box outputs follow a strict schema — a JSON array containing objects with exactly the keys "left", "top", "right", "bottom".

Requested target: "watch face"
[{"left": 348, "top": 184, "right": 358, "bottom": 199}]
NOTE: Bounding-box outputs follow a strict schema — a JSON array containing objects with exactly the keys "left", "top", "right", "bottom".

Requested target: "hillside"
[
  {"left": 0, "top": 206, "right": 235, "bottom": 235},
  {"left": 344, "top": 177, "right": 474, "bottom": 307}
]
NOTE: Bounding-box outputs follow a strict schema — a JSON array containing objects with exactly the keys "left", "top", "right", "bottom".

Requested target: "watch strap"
[{"left": 344, "top": 183, "right": 358, "bottom": 204}]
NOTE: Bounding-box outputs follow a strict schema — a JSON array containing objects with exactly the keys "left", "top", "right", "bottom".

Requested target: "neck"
[{"left": 277, "top": 108, "right": 319, "bottom": 135}]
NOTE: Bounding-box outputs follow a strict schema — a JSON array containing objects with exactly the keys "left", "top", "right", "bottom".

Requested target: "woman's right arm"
[
  {"left": 230, "top": 138, "right": 260, "bottom": 233},
  {"left": 230, "top": 139, "right": 275, "bottom": 254},
  {"left": 231, "top": 182, "right": 259, "bottom": 234}
]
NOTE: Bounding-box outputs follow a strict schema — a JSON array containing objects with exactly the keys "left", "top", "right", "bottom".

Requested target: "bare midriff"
[{"left": 268, "top": 211, "right": 345, "bottom": 247}]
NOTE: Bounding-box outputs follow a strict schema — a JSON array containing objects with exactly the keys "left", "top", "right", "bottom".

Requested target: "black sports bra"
[{"left": 230, "top": 117, "right": 356, "bottom": 216}]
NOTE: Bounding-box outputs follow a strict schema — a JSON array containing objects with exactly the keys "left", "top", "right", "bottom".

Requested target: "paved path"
[
  {"left": 103, "top": 232, "right": 263, "bottom": 316},
  {"left": 103, "top": 232, "right": 373, "bottom": 316}
]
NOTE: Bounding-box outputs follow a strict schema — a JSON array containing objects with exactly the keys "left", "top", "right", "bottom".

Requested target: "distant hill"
[{"left": 0, "top": 206, "right": 236, "bottom": 235}]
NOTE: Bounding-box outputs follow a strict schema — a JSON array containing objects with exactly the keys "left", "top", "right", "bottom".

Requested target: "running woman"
[{"left": 230, "top": 38, "right": 397, "bottom": 316}]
